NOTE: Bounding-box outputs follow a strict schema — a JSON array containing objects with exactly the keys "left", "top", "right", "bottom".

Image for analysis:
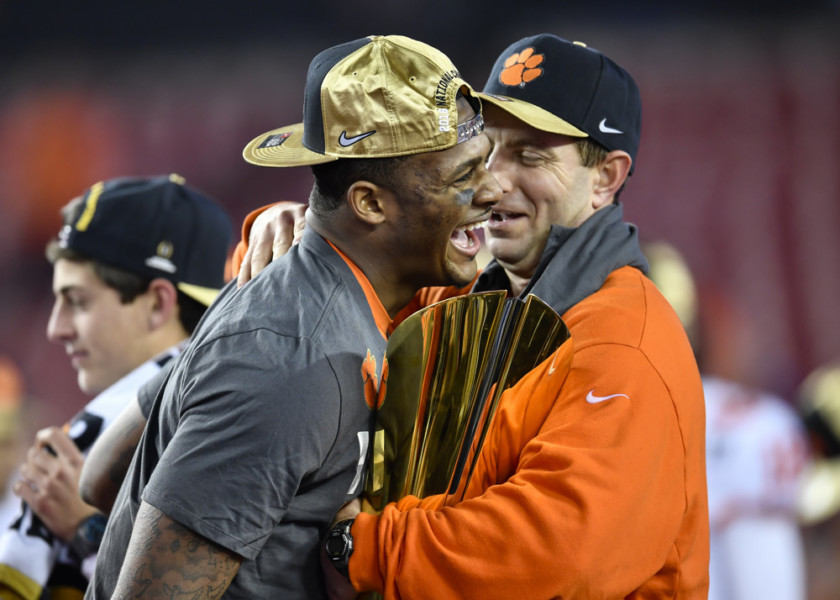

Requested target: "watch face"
[
  {"left": 325, "top": 518, "right": 354, "bottom": 575},
  {"left": 326, "top": 532, "right": 347, "bottom": 557}
]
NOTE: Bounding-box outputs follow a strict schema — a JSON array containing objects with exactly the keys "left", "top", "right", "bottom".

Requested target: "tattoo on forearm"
[
  {"left": 129, "top": 563, "right": 152, "bottom": 597},
  {"left": 163, "top": 583, "right": 205, "bottom": 600},
  {"left": 116, "top": 504, "right": 241, "bottom": 599}
]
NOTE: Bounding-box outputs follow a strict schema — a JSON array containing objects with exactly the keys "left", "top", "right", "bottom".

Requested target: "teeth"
[{"left": 456, "top": 218, "right": 490, "bottom": 233}]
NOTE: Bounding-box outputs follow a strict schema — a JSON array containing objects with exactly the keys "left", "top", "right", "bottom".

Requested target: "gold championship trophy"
[{"left": 365, "top": 290, "right": 571, "bottom": 515}]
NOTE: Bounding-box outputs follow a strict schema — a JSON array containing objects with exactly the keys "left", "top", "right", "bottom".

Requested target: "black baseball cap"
[
  {"left": 56, "top": 174, "right": 233, "bottom": 306},
  {"left": 477, "top": 34, "right": 642, "bottom": 172}
]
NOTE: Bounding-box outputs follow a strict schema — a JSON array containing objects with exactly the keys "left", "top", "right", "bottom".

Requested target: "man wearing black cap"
[
  {"left": 0, "top": 175, "right": 232, "bottom": 600},
  {"left": 310, "top": 34, "right": 708, "bottom": 599},
  {"left": 85, "top": 35, "right": 500, "bottom": 600}
]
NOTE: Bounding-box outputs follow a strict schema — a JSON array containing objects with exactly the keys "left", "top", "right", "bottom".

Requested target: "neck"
[
  {"left": 348, "top": 256, "right": 418, "bottom": 318},
  {"left": 492, "top": 255, "right": 537, "bottom": 297},
  {"left": 309, "top": 214, "right": 411, "bottom": 318},
  {"left": 503, "top": 268, "right": 532, "bottom": 297},
  {"left": 145, "top": 324, "right": 189, "bottom": 361}
]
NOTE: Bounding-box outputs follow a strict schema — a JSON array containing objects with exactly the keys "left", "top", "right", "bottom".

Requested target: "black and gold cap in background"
[
  {"left": 56, "top": 174, "right": 233, "bottom": 306},
  {"left": 243, "top": 35, "right": 484, "bottom": 167}
]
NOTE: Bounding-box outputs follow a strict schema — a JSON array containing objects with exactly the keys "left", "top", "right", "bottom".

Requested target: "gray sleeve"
[
  {"left": 136, "top": 361, "right": 175, "bottom": 418},
  {"left": 141, "top": 329, "right": 341, "bottom": 560}
]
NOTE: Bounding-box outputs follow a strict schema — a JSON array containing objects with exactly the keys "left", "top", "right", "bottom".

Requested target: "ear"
[
  {"left": 592, "top": 150, "right": 632, "bottom": 209},
  {"left": 145, "top": 278, "right": 179, "bottom": 331},
  {"left": 345, "top": 180, "right": 389, "bottom": 226}
]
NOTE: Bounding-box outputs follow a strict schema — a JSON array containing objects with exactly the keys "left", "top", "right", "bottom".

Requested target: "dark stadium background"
[{"left": 2, "top": 1, "right": 840, "bottom": 597}]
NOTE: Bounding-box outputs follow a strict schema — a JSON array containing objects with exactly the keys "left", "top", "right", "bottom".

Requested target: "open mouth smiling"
[
  {"left": 489, "top": 210, "right": 526, "bottom": 222},
  {"left": 450, "top": 216, "right": 490, "bottom": 256}
]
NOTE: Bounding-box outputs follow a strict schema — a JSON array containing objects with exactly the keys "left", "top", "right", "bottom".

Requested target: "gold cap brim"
[
  {"left": 476, "top": 92, "right": 588, "bottom": 138},
  {"left": 177, "top": 282, "right": 222, "bottom": 306},
  {"left": 242, "top": 123, "right": 339, "bottom": 168}
]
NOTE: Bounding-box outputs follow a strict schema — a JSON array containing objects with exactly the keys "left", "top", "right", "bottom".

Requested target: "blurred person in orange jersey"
[{"left": 646, "top": 241, "right": 811, "bottom": 600}]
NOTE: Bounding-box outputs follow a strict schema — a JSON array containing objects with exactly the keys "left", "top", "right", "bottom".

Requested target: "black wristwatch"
[
  {"left": 68, "top": 513, "right": 108, "bottom": 559},
  {"left": 324, "top": 518, "right": 355, "bottom": 578}
]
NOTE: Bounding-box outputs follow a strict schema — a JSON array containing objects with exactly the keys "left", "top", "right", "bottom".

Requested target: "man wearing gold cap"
[
  {"left": 236, "top": 34, "right": 708, "bottom": 600},
  {"left": 85, "top": 35, "right": 500, "bottom": 600}
]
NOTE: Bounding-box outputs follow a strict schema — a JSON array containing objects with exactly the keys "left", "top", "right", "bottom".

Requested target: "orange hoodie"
[
  {"left": 351, "top": 267, "right": 708, "bottom": 599},
  {"left": 232, "top": 206, "right": 709, "bottom": 599}
]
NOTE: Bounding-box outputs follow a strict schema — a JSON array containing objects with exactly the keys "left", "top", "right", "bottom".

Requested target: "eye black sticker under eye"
[{"left": 455, "top": 189, "right": 475, "bottom": 206}]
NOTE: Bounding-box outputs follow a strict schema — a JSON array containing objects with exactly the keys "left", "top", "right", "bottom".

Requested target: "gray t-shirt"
[
  {"left": 87, "top": 230, "right": 386, "bottom": 599},
  {"left": 137, "top": 358, "right": 173, "bottom": 418}
]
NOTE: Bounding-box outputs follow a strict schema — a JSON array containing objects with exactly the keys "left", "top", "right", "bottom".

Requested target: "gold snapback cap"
[{"left": 243, "top": 35, "right": 484, "bottom": 167}]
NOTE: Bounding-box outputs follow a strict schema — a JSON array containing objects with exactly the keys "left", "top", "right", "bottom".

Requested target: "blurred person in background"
[
  {"left": 795, "top": 360, "right": 840, "bottom": 600},
  {"left": 645, "top": 240, "right": 811, "bottom": 600},
  {"left": 0, "top": 357, "right": 28, "bottom": 530},
  {"left": 0, "top": 175, "right": 232, "bottom": 600}
]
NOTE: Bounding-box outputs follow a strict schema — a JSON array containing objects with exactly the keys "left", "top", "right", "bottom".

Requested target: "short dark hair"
[
  {"left": 574, "top": 137, "right": 627, "bottom": 202},
  {"left": 45, "top": 242, "right": 206, "bottom": 335},
  {"left": 308, "top": 155, "right": 410, "bottom": 216},
  {"left": 173, "top": 290, "right": 207, "bottom": 334},
  {"left": 575, "top": 137, "right": 609, "bottom": 169},
  {"left": 45, "top": 242, "right": 149, "bottom": 303}
]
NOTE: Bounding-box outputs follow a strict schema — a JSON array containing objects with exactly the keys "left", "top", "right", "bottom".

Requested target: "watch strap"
[
  {"left": 68, "top": 512, "right": 107, "bottom": 559},
  {"left": 325, "top": 518, "right": 355, "bottom": 578}
]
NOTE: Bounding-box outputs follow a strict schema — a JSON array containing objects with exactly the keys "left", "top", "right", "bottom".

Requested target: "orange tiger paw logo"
[
  {"left": 361, "top": 350, "right": 388, "bottom": 410},
  {"left": 499, "top": 48, "right": 544, "bottom": 87}
]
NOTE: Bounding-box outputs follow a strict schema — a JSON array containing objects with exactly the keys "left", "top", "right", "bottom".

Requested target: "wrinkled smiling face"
[
  {"left": 47, "top": 259, "right": 153, "bottom": 395},
  {"left": 483, "top": 107, "right": 597, "bottom": 280},
  {"left": 391, "top": 97, "right": 502, "bottom": 288}
]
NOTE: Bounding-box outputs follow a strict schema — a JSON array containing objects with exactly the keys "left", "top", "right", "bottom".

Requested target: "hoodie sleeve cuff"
[{"left": 348, "top": 511, "right": 385, "bottom": 593}]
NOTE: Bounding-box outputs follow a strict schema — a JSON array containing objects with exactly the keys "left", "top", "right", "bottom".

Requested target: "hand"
[
  {"left": 322, "top": 546, "right": 359, "bottom": 600},
  {"left": 333, "top": 497, "right": 362, "bottom": 526},
  {"left": 14, "top": 426, "right": 97, "bottom": 542},
  {"left": 237, "top": 202, "right": 307, "bottom": 287}
]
